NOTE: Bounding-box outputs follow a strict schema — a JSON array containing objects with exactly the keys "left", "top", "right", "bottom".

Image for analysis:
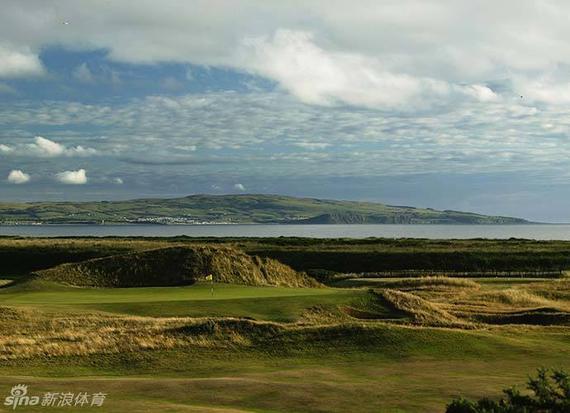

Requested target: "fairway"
[
  {"left": 0, "top": 281, "right": 339, "bottom": 305},
  {"left": 0, "top": 281, "right": 359, "bottom": 322},
  {"left": 0, "top": 322, "right": 568, "bottom": 412}
]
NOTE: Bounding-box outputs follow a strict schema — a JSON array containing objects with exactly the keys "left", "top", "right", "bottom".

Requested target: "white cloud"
[
  {"left": 67, "top": 145, "right": 98, "bottom": 157},
  {"left": 241, "top": 30, "right": 447, "bottom": 109},
  {"left": 293, "top": 142, "right": 331, "bottom": 150},
  {"left": 72, "top": 63, "right": 95, "bottom": 83},
  {"left": 0, "top": 44, "right": 43, "bottom": 78},
  {"left": 23, "top": 136, "right": 97, "bottom": 157},
  {"left": 513, "top": 74, "right": 570, "bottom": 105},
  {"left": 233, "top": 183, "right": 245, "bottom": 191},
  {"left": 240, "top": 30, "right": 503, "bottom": 109},
  {"left": 113, "top": 177, "right": 123, "bottom": 184},
  {"left": 7, "top": 169, "right": 30, "bottom": 184},
  {"left": 460, "top": 85, "right": 499, "bottom": 103},
  {"left": 0, "top": 144, "right": 13, "bottom": 154},
  {"left": 30, "top": 136, "right": 65, "bottom": 156},
  {"left": 4, "top": 91, "right": 570, "bottom": 178},
  {"left": 4, "top": 1, "right": 570, "bottom": 106},
  {"left": 55, "top": 169, "right": 87, "bottom": 185}
]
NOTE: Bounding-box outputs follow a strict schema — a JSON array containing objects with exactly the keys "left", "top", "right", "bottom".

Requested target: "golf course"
[{"left": 0, "top": 237, "right": 569, "bottom": 412}]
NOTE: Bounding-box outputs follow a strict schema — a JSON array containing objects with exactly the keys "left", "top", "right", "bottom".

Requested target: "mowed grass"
[
  {"left": 0, "top": 326, "right": 568, "bottom": 412},
  {"left": 0, "top": 281, "right": 359, "bottom": 322},
  {"left": 83, "top": 293, "right": 362, "bottom": 321}
]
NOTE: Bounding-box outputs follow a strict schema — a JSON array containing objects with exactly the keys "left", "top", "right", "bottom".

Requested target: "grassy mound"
[
  {"left": 478, "top": 289, "right": 554, "bottom": 308},
  {"left": 379, "top": 289, "right": 473, "bottom": 328},
  {"left": 376, "top": 276, "right": 480, "bottom": 290},
  {"left": 34, "top": 246, "right": 320, "bottom": 288},
  {"left": 525, "top": 279, "right": 570, "bottom": 301},
  {"left": 0, "top": 311, "right": 531, "bottom": 361}
]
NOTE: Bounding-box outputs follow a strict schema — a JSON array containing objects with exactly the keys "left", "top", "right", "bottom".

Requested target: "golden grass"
[
  {"left": 0, "top": 312, "right": 273, "bottom": 361},
  {"left": 478, "top": 289, "right": 553, "bottom": 307},
  {"left": 0, "top": 306, "right": 32, "bottom": 320},
  {"left": 379, "top": 276, "right": 480, "bottom": 290},
  {"left": 1, "top": 275, "right": 569, "bottom": 361},
  {"left": 35, "top": 245, "right": 321, "bottom": 288},
  {"left": 379, "top": 289, "right": 474, "bottom": 328},
  {"left": 524, "top": 279, "right": 570, "bottom": 301},
  {"left": 410, "top": 280, "right": 570, "bottom": 326},
  {"left": 0, "top": 238, "right": 167, "bottom": 250},
  {"left": 1, "top": 269, "right": 568, "bottom": 362},
  {"left": 299, "top": 305, "right": 352, "bottom": 324}
]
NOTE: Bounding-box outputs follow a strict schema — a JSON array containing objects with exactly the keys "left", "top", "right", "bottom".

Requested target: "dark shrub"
[{"left": 446, "top": 368, "right": 570, "bottom": 413}]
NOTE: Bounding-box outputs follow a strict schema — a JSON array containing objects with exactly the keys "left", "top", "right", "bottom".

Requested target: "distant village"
[{"left": 0, "top": 216, "right": 236, "bottom": 225}]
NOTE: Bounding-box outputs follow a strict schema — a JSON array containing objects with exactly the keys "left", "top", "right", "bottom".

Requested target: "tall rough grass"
[
  {"left": 34, "top": 245, "right": 321, "bottom": 288},
  {"left": 478, "top": 289, "right": 553, "bottom": 307},
  {"left": 379, "top": 289, "right": 473, "bottom": 328},
  {"left": 0, "top": 313, "right": 265, "bottom": 360},
  {"left": 525, "top": 279, "right": 570, "bottom": 301},
  {"left": 379, "top": 276, "right": 480, "bottom": 290}
]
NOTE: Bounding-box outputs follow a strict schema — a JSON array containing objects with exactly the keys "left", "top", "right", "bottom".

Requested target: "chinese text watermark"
[{"left": 4, "top": 385, "right": 107, "bottom": 410}]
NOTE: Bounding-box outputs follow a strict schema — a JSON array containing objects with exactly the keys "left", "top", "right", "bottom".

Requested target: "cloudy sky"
[{"left": 1, "top": 1, "right": 570, "bottom": 221}]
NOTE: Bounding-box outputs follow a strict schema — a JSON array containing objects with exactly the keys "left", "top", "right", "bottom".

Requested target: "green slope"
[{"left": 0, "top": 194, "right": 531, "bottom": 225}]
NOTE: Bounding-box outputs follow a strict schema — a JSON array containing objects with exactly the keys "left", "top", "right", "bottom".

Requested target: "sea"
[{"left": 1, "top": 224, "right": 570, "bottom": 240}]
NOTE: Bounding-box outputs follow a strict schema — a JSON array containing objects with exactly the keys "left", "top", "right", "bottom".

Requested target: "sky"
[{"left": 1, "top": 1, "right": 570, "bottom": 222}]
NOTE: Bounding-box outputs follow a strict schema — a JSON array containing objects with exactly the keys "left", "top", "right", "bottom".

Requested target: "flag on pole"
[{"left": 205, "top": 274, "right": 214, "bottom": 296}]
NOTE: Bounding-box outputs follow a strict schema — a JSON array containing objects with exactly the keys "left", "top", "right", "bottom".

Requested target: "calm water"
[{"left": 1, "top": 224, "right": 570, "bottom": 239}]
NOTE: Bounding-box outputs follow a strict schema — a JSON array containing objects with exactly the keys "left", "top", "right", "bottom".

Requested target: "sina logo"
[{"left": 4, "top": 384, "right": 40, "bottom": 410}]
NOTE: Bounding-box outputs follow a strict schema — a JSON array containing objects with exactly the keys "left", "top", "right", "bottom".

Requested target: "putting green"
[{"left": 0, "top": 281, "right": 361, "bottom": 322}]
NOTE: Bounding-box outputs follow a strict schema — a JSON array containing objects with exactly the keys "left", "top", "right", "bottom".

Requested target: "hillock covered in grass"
[
  {"left": 34, "top": 245, "right": 320, "bottom": 288},
  {"left": 378, "top": 289, "right": 474, "bottom": 328}
]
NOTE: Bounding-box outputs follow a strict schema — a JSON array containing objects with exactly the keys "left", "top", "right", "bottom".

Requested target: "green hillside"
[{"left": 0, "top": 194, "right": 531, "bottom": 225}]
